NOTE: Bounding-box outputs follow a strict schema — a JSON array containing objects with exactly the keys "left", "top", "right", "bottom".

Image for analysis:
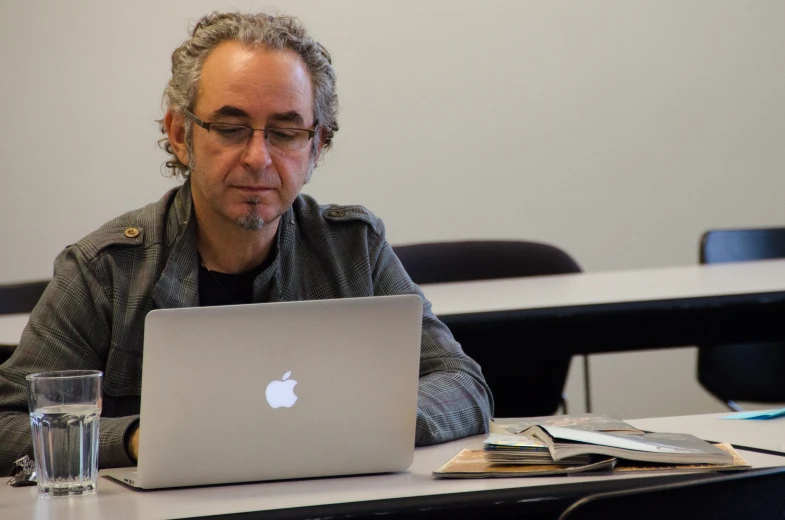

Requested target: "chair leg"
[{"left": 583, "top": 354, "right": 592, "bottom": 413}]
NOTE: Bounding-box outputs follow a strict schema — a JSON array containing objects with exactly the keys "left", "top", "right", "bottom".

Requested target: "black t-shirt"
[{"left": 198, "top": 254, "right": 274, "bottom": 307}]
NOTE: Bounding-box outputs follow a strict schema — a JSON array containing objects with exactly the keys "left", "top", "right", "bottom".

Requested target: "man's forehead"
[{"left": 196, "top": 41, "right": 314, "bottom": 120}]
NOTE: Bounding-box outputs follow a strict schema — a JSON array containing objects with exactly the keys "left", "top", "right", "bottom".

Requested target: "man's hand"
[{"left": 128, "top": 427, "right": 140, "bottom": 462}]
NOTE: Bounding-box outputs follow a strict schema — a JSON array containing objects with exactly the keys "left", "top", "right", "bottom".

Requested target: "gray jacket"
[{"left": 0, "top": 180, "right": 493, "bottom": 475}]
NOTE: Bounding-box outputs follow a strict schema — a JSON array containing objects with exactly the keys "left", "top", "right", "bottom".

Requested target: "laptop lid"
[{"left": 132, "top": 294, "right": 422, "bottom": 489}]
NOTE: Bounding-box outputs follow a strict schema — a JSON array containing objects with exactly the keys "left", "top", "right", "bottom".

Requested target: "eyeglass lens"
[{"left": 209, "top": 123, "right": 312, "bottom": 151}]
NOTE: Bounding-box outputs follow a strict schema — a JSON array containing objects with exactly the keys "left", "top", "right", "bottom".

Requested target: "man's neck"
[{"left": 195, "top": 213, "right": 280, "bottom": 274}]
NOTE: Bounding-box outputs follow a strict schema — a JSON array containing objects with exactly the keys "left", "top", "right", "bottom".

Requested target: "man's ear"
[
  {"left": 164, "top": 110, "right": 189, "bottom": 166},
  {"left": 313, "top": 130, "right": 328, "bottom": 165}
]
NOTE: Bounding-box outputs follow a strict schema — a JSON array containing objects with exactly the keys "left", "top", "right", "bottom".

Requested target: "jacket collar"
[
  {"left": 166, "top": 177, "right": 193, "bottom": 247},
  {"left": 274, "top": 201, "right": 298, "bottom": 302},
  {"left": 153, "top": 179, "right": 199, "bottom": 309}
]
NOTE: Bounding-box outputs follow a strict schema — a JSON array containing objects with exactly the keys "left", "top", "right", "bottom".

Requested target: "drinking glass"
[{"left": 26, "top": 370, "right": 102, "bottom": 497}]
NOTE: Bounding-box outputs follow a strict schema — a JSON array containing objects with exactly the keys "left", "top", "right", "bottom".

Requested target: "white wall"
[{"left": 2, "top": 0, "right": 784, "bottom": 418}]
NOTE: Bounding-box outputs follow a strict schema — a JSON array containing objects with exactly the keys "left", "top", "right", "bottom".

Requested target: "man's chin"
[{"left": 236, "top": 213, "right": 266, "bottom": 231}]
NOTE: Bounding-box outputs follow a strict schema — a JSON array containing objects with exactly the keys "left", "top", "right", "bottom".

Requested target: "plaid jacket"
[{"left": 0, "top": 180, "right": 493, "bottom": 475}]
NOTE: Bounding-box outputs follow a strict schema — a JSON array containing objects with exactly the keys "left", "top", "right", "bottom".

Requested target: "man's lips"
[{"left": 234, "top": 186, "right": 273, "bottom": 193}]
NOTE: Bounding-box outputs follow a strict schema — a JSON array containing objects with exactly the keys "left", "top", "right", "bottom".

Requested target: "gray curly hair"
[{"left": 158, "top": 12, "right": 339, "bottom": 179}]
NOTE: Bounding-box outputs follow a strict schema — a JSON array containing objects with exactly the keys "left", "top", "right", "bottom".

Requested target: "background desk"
[
  {"left": 3, "top": 413, "right": 785, "bottom": 520},
  {"left": 3, "top": 260, "right": 785, "bottom": 353},
  {"left": 422, "top": 259, "right": 785, "bottom": 354},
  {"left": 0, "top": 313, "right": 28, "bottom": 345},
  {"left": 630, "top": 412, "right": 785, "bottom": 455}
]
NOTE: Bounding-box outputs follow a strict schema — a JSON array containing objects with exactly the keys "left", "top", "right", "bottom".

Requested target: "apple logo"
[{"left": 265, "top": 371, "right": 299, "bottom": 409}]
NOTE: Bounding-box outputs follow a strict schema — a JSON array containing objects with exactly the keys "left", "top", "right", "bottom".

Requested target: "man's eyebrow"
[
  {"left": 208, "top": 107, "right": 309, "bottom": 126},
  {"left": 268, "top": 111, "right": 306, "bottom": 126},
  {"left": 210, "top": 105, "right": 250, "bottom": 120}
]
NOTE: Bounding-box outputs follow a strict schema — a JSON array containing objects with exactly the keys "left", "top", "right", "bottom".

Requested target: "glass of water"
[{"left": 26, "top": 370, "right": 102, "bottom": 498}]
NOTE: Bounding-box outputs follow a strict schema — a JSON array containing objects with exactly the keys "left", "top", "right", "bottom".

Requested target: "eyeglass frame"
[{"left": 182, "top": 108, "right": 318, "bottom": 150}]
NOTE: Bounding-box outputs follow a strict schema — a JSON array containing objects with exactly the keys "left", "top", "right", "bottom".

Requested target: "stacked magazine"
[{"left": 433, "top": 414, "right": 751, "bottom": 478}]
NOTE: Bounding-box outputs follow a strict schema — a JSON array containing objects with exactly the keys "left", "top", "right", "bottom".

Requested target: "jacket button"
[
  {"left": 327, "top": 209, "right": 345, "bottom": 218},
  {"left": 124, "top": 227, "right": 140, "bottom": 238}
]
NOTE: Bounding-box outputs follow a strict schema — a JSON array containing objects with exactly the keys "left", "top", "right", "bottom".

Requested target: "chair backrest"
[
  {"left": 697, "top": 228, "right": 785, "bottom": 404},
  {"left": 0, "top": 280, "right": 49, "bottom": 316},
  {"left": 393, "top": 240, "right": 581, "bottom": 417},
  {"left": 559, "top": 468, "right": 785, "bottom": 520},
  {"left": 701, "top": 227, "right": 785, "bottom": 264},
  {"left": 394, "top": 240, "right": 581, "bottom": 284}
]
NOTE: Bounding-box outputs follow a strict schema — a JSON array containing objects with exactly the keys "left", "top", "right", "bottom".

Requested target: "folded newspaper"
[
  {"left": 433, "top": 414, "right": 751, "bottom": 479},
  {"left": 494, "top": 413, "right": 645, "bottom": 435},
  {"left": 524, "top": 425, "right": 733, "bottom": 465},
  {"left": 433, "top": 443, "right": 749, "bottom": 478}
]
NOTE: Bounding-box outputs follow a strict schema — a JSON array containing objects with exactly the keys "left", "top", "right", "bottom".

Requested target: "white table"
[
  {"left": 3, "top": 260, "right": 785, "bottom": 350},
  {"left": 0, "top": 313, "right": 28, "bottom": 345},
  {"left": 630, "top": 412, "right": 785, "bottom": 454},
  {"left": 422, "top": 259, "right": 785, "bottom": 317},
  {"left": 3, "top": 413, "right": 785, "bottom": 520},
  {"left": 420, "top": 259, "right": 785, "bottom": 354}
]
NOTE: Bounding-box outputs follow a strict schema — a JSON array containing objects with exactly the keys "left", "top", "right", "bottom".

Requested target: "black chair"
[
  {"left": 0, "top": 280, "right": 49, "bottom": 363},
  {"left": 558, "top": 467, "right": 785, "bottom": 520},
  {"left": 393, "top": 240, "right": 582, "bottom": 418},
  {"left": 698, "top": 228, "right": 785, "bottom": 410}
]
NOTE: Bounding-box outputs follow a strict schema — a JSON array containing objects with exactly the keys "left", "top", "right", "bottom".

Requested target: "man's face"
[{"left": 185, "top": 41, "right": 318, "bottom": 231}]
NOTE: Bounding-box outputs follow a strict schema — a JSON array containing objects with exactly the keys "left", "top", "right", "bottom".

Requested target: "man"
[{"left": 0, "top": 12, "right": 492, "bottom": 475}]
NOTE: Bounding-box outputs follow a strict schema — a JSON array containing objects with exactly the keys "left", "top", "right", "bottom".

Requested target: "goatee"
[{"left": 237, "top": 198, "right": 265, "bottom": 231}]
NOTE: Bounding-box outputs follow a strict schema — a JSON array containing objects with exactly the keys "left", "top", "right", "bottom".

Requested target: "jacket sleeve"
[
  {"left": 0, "top": 247, "right": 138, "bottom": 476},
  {"left": 369, "top": 228, "right": 494, "bottom": 446}
]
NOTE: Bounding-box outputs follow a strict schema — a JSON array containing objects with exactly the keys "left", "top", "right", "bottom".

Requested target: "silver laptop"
[{"left": 104, "top": 294, "right": 423, "bottom": 489}]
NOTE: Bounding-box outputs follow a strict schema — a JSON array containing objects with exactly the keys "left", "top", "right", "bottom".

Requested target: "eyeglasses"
[{"left": 183, "top": 109, "right": 317, "bottom": 152}]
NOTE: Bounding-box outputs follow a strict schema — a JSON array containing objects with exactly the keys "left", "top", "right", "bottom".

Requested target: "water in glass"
[{"left": 30, "top": 404, "right": 100, "bottom": 497}]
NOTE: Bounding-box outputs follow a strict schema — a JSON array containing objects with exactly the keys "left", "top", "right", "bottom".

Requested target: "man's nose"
[{"left": 242, "top": 130, "right": 272, "bottom": 171}]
